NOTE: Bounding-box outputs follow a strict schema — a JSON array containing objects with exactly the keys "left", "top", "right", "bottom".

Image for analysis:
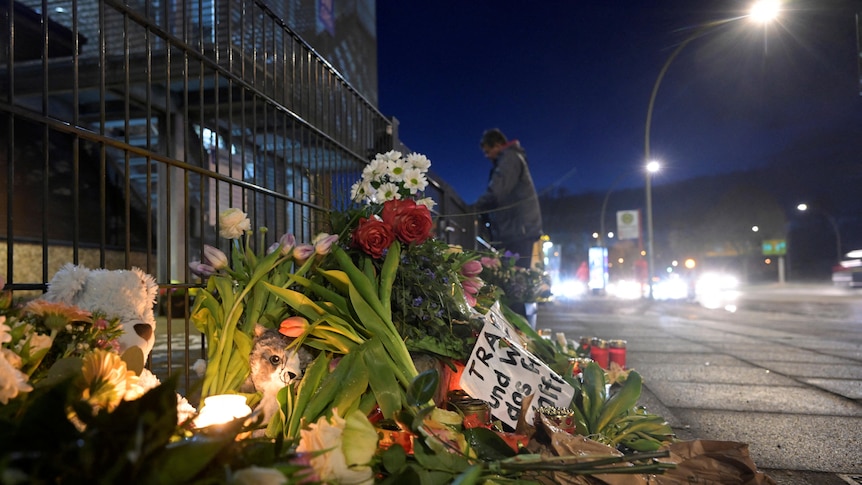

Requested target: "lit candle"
[{"left": 193, "top": 394, "right": 253, "bottom": 429}]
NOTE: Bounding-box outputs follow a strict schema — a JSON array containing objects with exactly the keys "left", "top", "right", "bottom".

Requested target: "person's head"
[{"left": 480, "top": 129, "right": 508, "bottom": 161}]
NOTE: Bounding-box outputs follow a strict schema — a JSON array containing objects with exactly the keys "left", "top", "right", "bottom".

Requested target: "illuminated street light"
[
  {"left": 644, "top": 160, "right": 660, "bottom": 299},
  {"left": 796, "top": 203, "right": 842, "bottom": 264},
  {"left": 749, "top": 0, "right": 781, "bottom": 23},
  {"left": 643, "top": 2, "right": 779, "bottom": 299}
]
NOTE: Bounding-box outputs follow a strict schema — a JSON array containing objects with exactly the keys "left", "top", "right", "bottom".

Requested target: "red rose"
[
  {"left": 352, "top": 217, "right": 395, "bottom": 258},
  {"left": 380, "top": 199, "right": 415, "bottom": 226},
  {"left": 393, "top": 205, "right": 433, "bottom": 244}
]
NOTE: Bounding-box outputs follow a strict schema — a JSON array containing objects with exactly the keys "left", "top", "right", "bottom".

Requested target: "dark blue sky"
[{"left": 376, "top": 1, "right": 862, "bottom": 205}]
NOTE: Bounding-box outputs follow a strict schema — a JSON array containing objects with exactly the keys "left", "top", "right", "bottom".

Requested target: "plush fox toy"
[{"left": 41, "top": 263, "right": 159, "bottom": 374}]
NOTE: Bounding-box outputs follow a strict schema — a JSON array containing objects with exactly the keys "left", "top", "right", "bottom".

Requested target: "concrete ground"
[{"left": 536, "top": 283, "right": 862, "bottom": 485}]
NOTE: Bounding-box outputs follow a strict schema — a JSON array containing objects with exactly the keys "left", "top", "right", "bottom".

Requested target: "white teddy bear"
[{"left": 41, "top": 263, "right": 159, "bottom": 374}]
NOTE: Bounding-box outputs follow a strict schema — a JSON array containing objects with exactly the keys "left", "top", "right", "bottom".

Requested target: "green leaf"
[
  {"left": 363, "top": 338, "right": 403, "bottom": 419},
  {"left": 381, "top": 443, "right": 408, "bottom": 474},
  {"left": 288, "top": 352, "right": 332, "bottom": 439},
  {"left": 141, "top": 436, "right": 233, "bottom": 485},
  {"left": 407, "top": 369, "right": 440, "bottom": 408},
  {"left": 412, "top": 438, "right": 471, "bottom": 474},
  {"left": 331, "top": 349, "right": 370, "bottom": 415},
  {"left": 594, "top": 371, "right": 642, "bottom": 433},
  {"left": 451, "top": 464, "right": 484, "bottom": 485},
  {"left": 301, "top": 350, "right": 363, "bottom": 425},
  {"left": 581, "top": 361, "right": 607, "bottom": 429},
  {"left": 378, "top": 242, "right": 401, "bottom": 327},
  {"left": 263, "top": 282, "right": 327, "bottom": 321},
  {"left": 463, "top": 427, "right": 517, "bottom": 461}
]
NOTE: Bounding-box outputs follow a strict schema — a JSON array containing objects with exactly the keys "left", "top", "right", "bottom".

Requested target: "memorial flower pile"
[{"left": 0, "top": 152, "right": 701, "bottom": 484}]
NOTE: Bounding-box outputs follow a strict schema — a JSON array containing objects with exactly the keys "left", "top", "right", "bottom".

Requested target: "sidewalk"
[{"left": 537, "top": 290, "right": 862, "bottom": 485}]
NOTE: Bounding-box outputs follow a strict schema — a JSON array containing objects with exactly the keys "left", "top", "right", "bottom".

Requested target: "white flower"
[
  {"left": 192, "top": 358, "right": 207, "bottom": 377},
  {"left": 0, "top": 351, "right": 33, "bottom": 404},
  {"left": 362, "top": 157, "right": 388, "bottom": 182},
  {"left": 416, "top": 197, "right": 437, "bottom": 211},
  {"left": 350, "top": 179, "right": 374, "bottom": 202},
  {"left": 380, "top": 150, "right": 402, "bottom": 162},
  {"left": 231, "top": 466, "right": 287, "bottom": 485},
  {"left": 27, "top": 334, "right": 53, "bottom": 355},
  {"left": 402, "top": 167, "right": 428, "bottom": 194},
  {"left": 386, "top": 158, "right": 407, "bottom": 183},
  {"left": 376, "top": 182, "right": 401, "bottom": 202},
  {"left": 296, "top": 410, "right": 377, "bottom": 485},
  {"left": 219, "top": 208, "right": 251, "bottom": 239},
  {"left": 0, "top": 348, "right": 22, "bottom": 369},
  {"left": 176, "top": 395, "right": 197, "bottom": 425},
  {"left": 0, "top": 318, "right": 11, "bottom": 345},
  {"left": 405, "top": 152, "right": 431, "bottom": 172}
]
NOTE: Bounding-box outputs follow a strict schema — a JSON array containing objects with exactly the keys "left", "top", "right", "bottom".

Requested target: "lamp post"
[
  {"left": 796, "top": 203, "right": 842, "bottom": 264},
  {"left": 642, "top": 1, "right": 779, "bottom": 300}
]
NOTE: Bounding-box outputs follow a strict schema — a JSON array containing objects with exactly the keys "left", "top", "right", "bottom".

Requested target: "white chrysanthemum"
[
  {"left": 376, "top": 182, "right": 401, "bottom": 202},
  {"left": 0, "top": 351, "right": 33, "bottom": 404},
  {"left": 386, "top": 158, "right": 407, "bottom": 183},
  {"left": 381, "top": 150, "right": 402, "bottom": 162},
  {"left": 351, "top": 179, "right": 375, "bottom": 202},
  {"left": 362, "top": 157, "right": 388, "bottom": 182},
  {"left": 405, "top": 152, "right": 431, "bottom": 172},
  {"left": 350, "top": 181, "right": 365, "bottom": 202},
  {"left": 402, "top": 167, "right": 428, "bottom": 194},
  {"left": 416, "top": 197, "right": 437, "bottom": 211}
]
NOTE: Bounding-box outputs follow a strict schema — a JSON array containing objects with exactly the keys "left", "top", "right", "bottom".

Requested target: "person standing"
[{"left": 473, "top": 128, "right": 543, "bottom": 269}]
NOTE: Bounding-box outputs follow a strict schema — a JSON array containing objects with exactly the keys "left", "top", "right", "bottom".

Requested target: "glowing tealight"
[{"left": 193, "top": 394, "right": 252, "bottom": 429}]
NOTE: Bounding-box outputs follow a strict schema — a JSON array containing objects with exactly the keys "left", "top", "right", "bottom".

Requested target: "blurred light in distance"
[
  {"left": 695, "top": 272, "right": 740, "bottom": 309},
  {"left": 555, "top": 279, "right": 587, "bottom": 300},
  {"left": 653, "top": 275, "right": 689, "bottom": 300},
  {"left": 684, "top": 259, "right": 696, "bottom": 269},
  {"left": 607, "top": 280, "right": 643, "bottom": 300}
]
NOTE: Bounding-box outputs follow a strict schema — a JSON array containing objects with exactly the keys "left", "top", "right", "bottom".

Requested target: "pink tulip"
[
  {"left": 203, "top": 244, "right": 229, "bottom": 269},
  {"left": 462, "top": 277, "right": 484, "bottom": 295},
  {"left": 313, "top": 233, "right": 339, "bottom": 256},
  {"left": 460, "top": 260, "right": 483, "bottom": 278},
  {"left": 293, "top": 244, "right": 315, "bottom": 262},
  {"left": 480, "top": 256, "right": 500, "bottom": 269},
  {"left": 189, "top": 261, "right": 216, "bottom": 277}
]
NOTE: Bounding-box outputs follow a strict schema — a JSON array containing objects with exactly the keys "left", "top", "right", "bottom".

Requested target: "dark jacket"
[{"left": 474, "top": 141, "right": 543, "bottom": 244}]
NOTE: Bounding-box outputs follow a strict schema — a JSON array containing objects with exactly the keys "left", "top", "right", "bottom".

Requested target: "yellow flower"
[
  {"left": 296, "top": 409, "right": 377, "bottom": 485},
  {"left": 79, "top": 349, "right": 138, "bottom": 412}
]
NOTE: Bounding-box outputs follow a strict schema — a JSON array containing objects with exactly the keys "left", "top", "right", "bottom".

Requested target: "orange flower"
[
  {"left": 23, "top": 300, "right": 92, "bottom": 331},
  {"left": 279, "top": 316, "right": 309, "bottom": 338}
]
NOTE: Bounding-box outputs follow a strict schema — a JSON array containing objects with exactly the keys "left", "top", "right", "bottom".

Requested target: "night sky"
[{"left": 376, "top": 1, "right": 862, "bottom": 206}]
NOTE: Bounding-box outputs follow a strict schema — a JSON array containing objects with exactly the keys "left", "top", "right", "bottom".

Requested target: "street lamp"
[
  {"left": 644, "top": 160, "right": 660, "bottom": 299},
  {"left": 796, "top": 203, "right": 842, "bottom": 264},
  {"left": 643, "top": 1, "right": 780, "bottom": 299}
]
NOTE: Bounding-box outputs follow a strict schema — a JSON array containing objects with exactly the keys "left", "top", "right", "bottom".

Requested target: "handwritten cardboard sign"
[{"left": 460, "top": 315, "right": 575, "bottom": 429}]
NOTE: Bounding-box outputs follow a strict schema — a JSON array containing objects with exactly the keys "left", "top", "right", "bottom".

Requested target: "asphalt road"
[{"left": 537, "top": 283, "right": 862, "bottom": 485}]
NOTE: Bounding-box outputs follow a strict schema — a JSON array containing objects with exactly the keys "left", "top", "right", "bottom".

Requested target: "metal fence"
[{"left": 0, "top": 0, "right": 423, "bottom": 395}]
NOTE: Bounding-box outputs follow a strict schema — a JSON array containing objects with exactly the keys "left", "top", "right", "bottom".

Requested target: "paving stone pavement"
[{"left": 535, "top": 284, "right": 862, "bottom": 485}]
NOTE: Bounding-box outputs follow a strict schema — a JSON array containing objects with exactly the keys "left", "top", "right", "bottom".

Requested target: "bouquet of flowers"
[{"left": 478, "top": 251, "right": 547, "bottom": 305}]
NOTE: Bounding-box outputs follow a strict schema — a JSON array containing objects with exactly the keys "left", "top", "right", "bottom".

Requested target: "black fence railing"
[{"left": 1, "top": 0, "right": 479, "bottom": 395}]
